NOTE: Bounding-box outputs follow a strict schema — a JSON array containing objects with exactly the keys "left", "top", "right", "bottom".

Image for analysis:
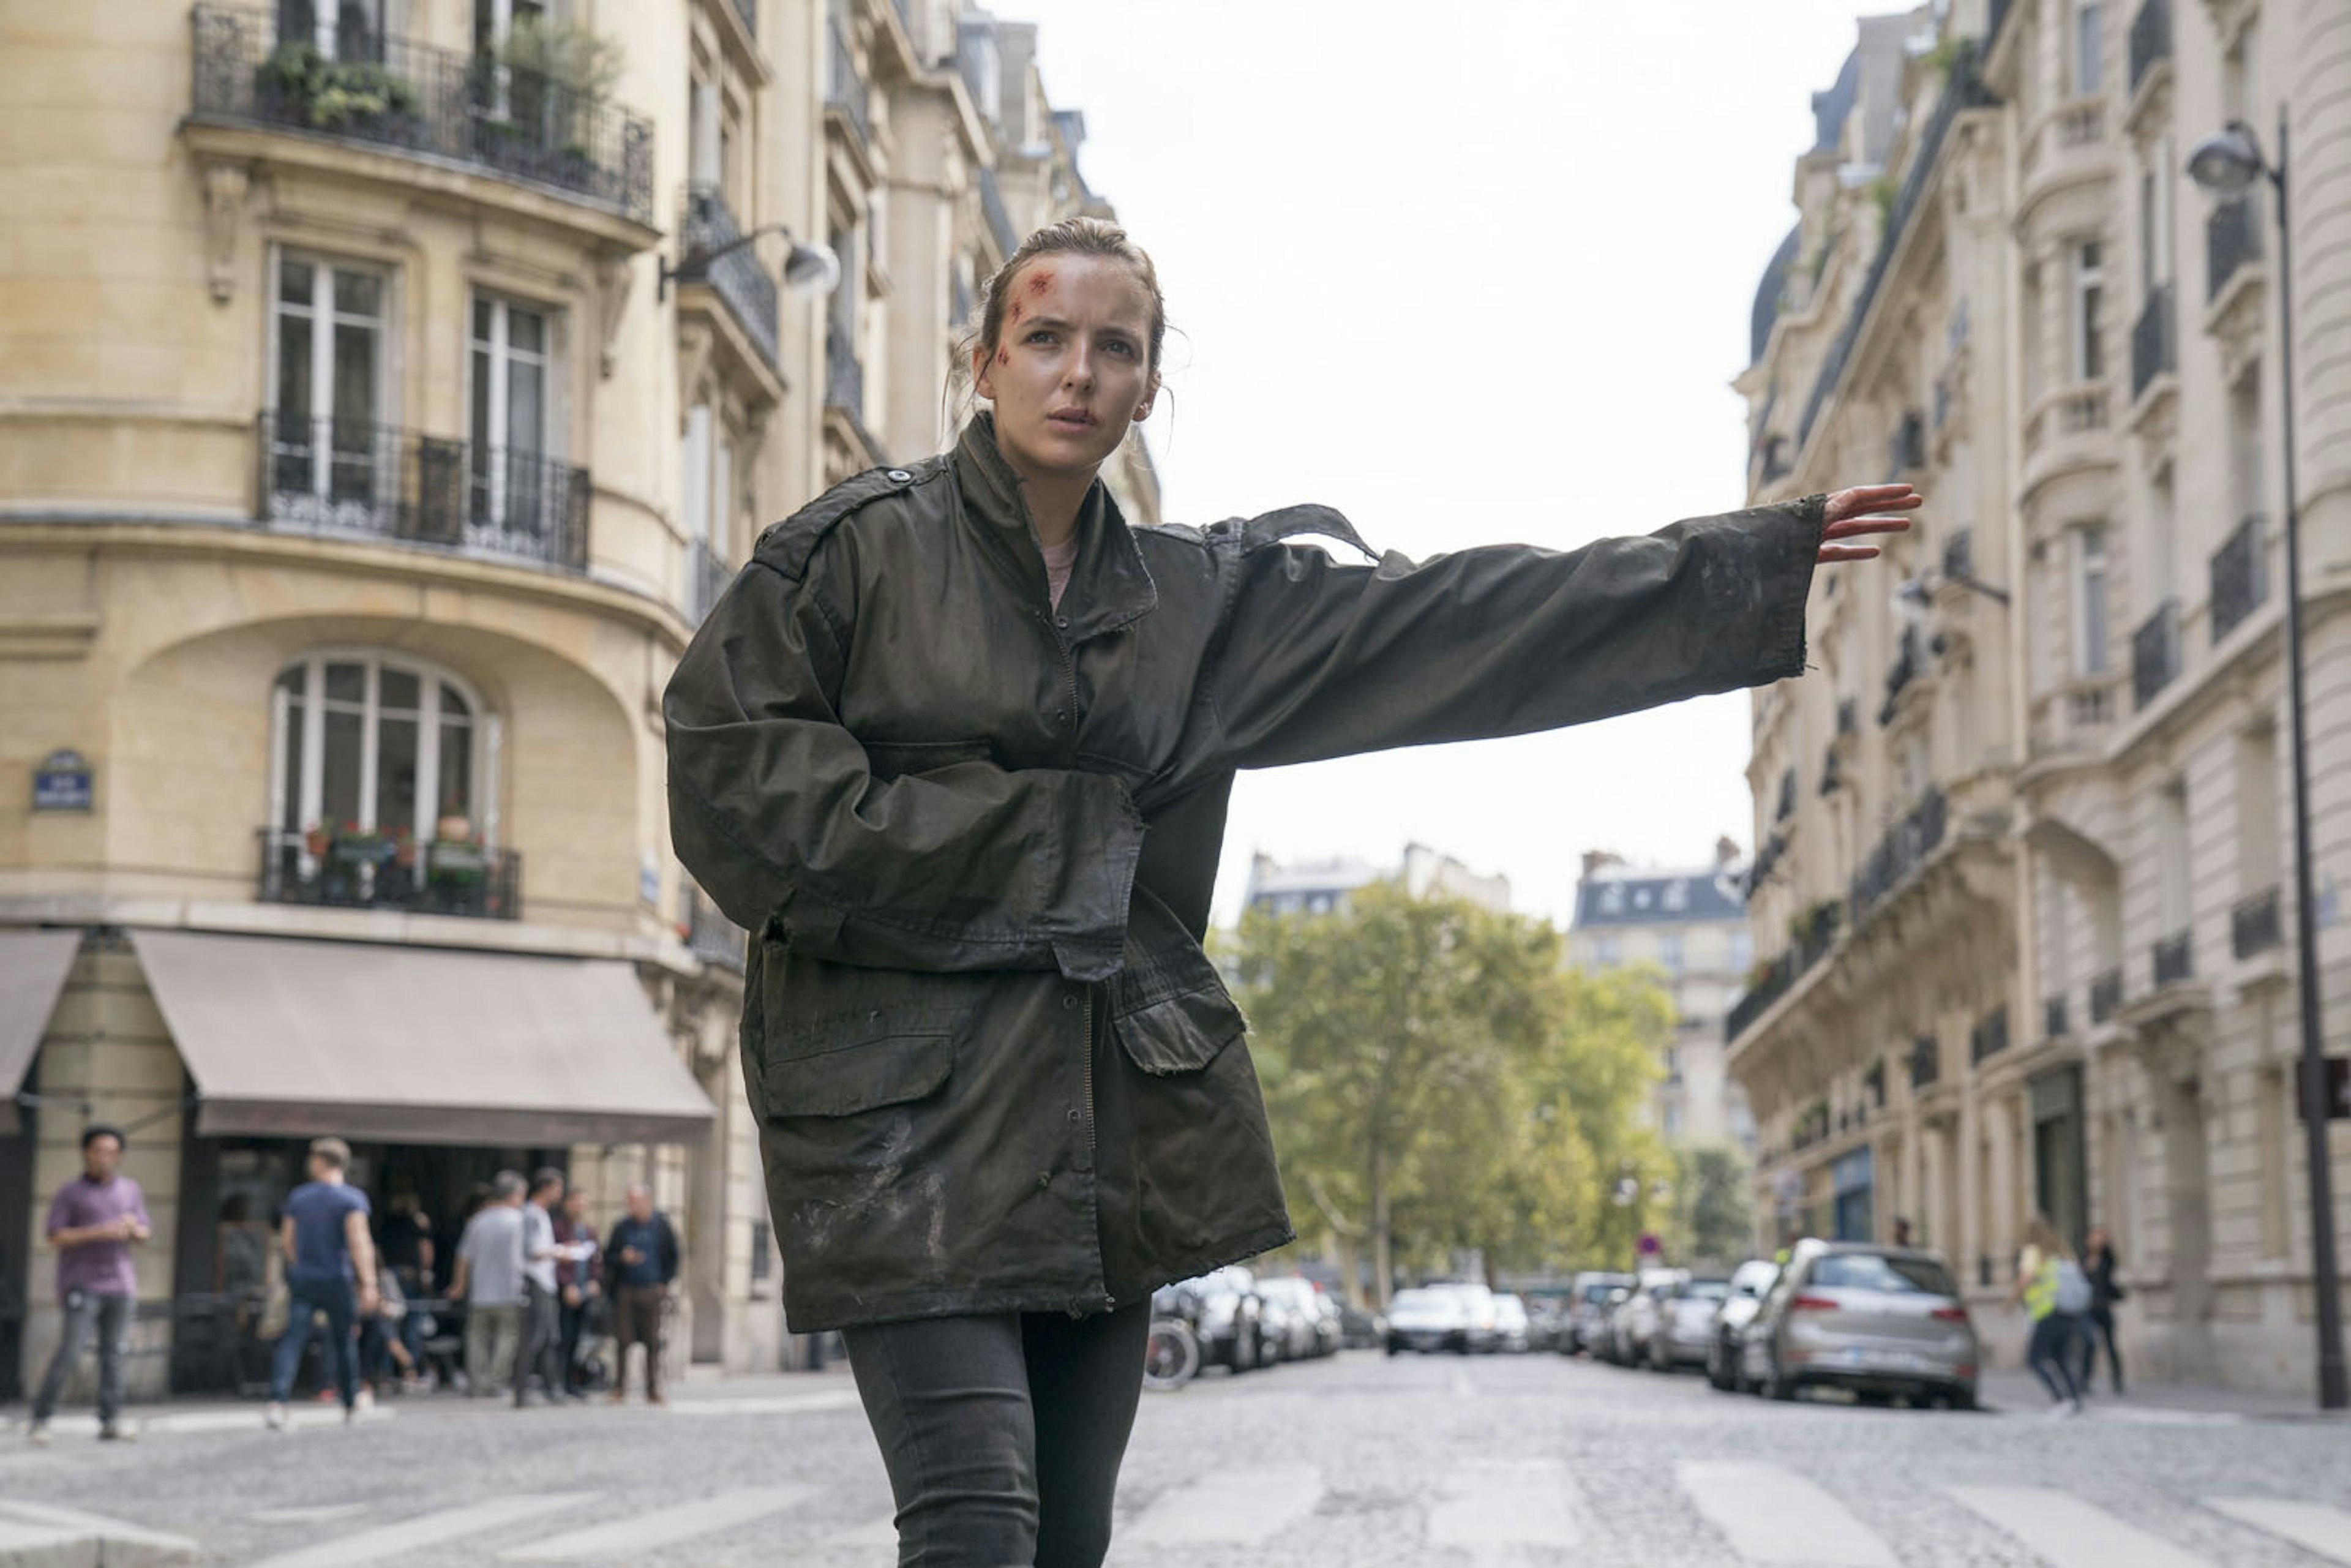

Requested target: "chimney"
[
  {"left": 1715, "top": 835, "right": 1741, "bottom": 868},
  {"left": 1580, "top": 849, "right": 1621, "bottom": 882}
]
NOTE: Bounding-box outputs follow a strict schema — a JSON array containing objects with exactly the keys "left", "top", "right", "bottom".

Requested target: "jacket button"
[
  {"left": 1062, "top": 994, "right": 1077, "bottom": 1010},
  {"left": 1055, "top": 710, "right": 1069, "bottom": 726},
  {"left": 1055, "top": 615, "right": 1070, "bottom": 630},
  {"left": 1067, "top": 1109, "right": 1080, "bottom": 1123},
  {"left": 885, "top": 468, "right": 912, "bottom": 483},
  {"left": 1037, "top": 1172, "right": 1052, "bottom": 1189}
]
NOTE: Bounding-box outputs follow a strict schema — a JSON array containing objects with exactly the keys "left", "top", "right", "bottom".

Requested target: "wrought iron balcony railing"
[
  {"left": 2153, "top": 928, "right": 2193, "bottom": 987},
  {"left": 1879, "top": 624, "right": 1924, "bottom": 726},
  {"left": 2090, "top": 967, "right": 2123, "bottom": 1024},
  {"left": 1910, "top": 1034, "right": 1941, "bottom": 1089},
  {"left": 2209, "top": 514, "right": 2269, "bottom": 643},
  {"left": 1943, "top": 527, "right": 1975, "bottom": 582},
  {"left": 2129, "top": 0, "right": 2171, "bottom": 96},
  {"left": 825, "top": 323, "right": 864, "bottom": 416},
  {"left": 684, "top": 882, "right": 748, "bottom": 971},
  {"left": 1837, "top": 697, "right": 1858, "bottom": 738},
  {"left": 826, "top": 20, "right": 869, "bottom": 146},
  {"left": 2045, "top": 995, "right": 2069, "bottom": 1038},
  {"left": 2232, "top": 885, "right": 2282, "bottom": 958},
  {"left": 1775, "top": 767, "right": 1798, "bottom": 822},
  {"left": 2132, "top": 281, "right": 2175, "bottom": 402},
  {"left": 1848, "top": 786, "right": 1947, "bottom": 926},
  {"left": 2207, "top": 196, "right": 2260, "bottom": 303},
  {"left": 189, "top": 4, "right": 653, "bottom": 224},
  {"left": 689, "top": 538, "right": 733, "bottom": 625},
  {"left": 257, "top": 827, "right": 520, "bottom": 919},
  {"left": 677, "top": 184, "right": 780, "bottom": 373},
  {"left": 1887, "top": 411, "right": 1927, "bottom": 478},
  {"left": 257, "top": 412, "right": 590, "bottom": 573},
  {"left": 2132, "top": 598, "right": 2180, "bottom": 710}
]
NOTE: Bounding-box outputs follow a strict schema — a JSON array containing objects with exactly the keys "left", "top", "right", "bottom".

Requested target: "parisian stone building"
[
  {"left": 0, "top": 0, "right": 1150, "bottom": 1401},
  {"left": 1567, "top": 843, "right": 1758, "bottom": 1151},
  {"left": 1729, "top": 0, "right": 2351, "bottom": 1391}
]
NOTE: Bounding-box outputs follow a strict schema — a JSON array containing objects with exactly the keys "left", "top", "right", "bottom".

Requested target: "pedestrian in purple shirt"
[{"left": 28, "top": 1125, "right": 151, "bottom": 1446}]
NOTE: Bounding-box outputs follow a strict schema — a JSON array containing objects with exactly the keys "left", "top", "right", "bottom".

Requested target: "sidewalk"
[{"left": 1978, "top": 1365, "right": 2346, "bottom": 1423}]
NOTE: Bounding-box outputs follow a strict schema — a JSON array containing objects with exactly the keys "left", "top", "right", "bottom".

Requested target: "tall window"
[
  {"left": 2139, "top": 137, "right": 2175, "bottom": 295},
  {"left": 2147, "top": 465, "right": 2178, "bottom": 604},
  {"left": 271, "top": 653, "right": 496, "bottom": 847},
  {"left": 1659, "top": 932, "right": 1685, "bottom": 973},
  {"left": 469, "top": 295, "right": 552, "bottom": 541},
  {"left": 2237, "top": 726, "right": 2280, "bottom": 892},
  {"left": 280, "top": 0, "right": 385, "bottom": 61},
  {"left": 2072, "top": 527, "right": 2110, "bottom": 676},
  {"left": 2230, "top": 373, "right": 2266, "bottom": 520},
  {"left": 2156, "top": 779, "right": 2189, "bottom": 936},
  {"left": 682, "top": 402, "right": 713, "bottom": 546},
  {"left": 2072, "top": 241, "right": 2105, "bottom": 381},
  {"left": 2071, "top": 1, "right": 2102, "bottom": 95},
  {"left": 268, "top": 253, "right": 389, "bottom": 525}
]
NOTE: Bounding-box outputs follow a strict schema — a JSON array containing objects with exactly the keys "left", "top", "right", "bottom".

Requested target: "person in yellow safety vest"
[{"left": 2013, "top": 1215, "right": 2088, "bottom": 1417}]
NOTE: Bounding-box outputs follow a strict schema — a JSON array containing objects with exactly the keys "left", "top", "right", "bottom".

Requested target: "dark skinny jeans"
[
  {"left": 2026, "top": 1311, "right": 2085, "bottom": 1405},
  {"left": 842, "top": 1304, "right": 1150, "bottom": 1568}
]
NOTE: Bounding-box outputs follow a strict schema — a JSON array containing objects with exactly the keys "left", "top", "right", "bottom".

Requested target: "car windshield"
[
  {"left": 1578, "top": 1281, "right": 1626, "bottom": 1304},
  {"left": 1681, "top": 1280, "right": 1730, "bottom": 1301},
  {"left": 1809, "top": 1252, "right": 1957, "bottom": 1296}
]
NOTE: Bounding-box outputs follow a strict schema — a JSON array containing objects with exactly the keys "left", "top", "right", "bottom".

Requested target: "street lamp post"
[{"left": 2188, "top": 108, "right": 2347, "bottom": 1412}]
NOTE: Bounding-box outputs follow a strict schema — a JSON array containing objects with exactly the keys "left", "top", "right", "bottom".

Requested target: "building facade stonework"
[
  {"left": 1729, "top": 0, "right": 2351, "bottom": 1392},
  {"left": 0, "top": 0, "right": 1146, "bottom": 1401}
]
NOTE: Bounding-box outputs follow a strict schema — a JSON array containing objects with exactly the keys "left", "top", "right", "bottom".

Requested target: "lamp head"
[
  {"left": 782, "top": 241, "right": 842, "bottom": 295},
  {"left": 2186, "top": 124, "right": 2264, "bottom": 196}
]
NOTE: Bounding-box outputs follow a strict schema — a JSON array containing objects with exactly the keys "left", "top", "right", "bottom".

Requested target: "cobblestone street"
[{"left": 6, "top": 1350, "right": 2350, "bottom": 1565}]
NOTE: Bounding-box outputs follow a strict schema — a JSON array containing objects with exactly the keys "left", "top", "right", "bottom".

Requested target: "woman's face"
[{"left": 973, "top": 253, "right": 1158, "bottom": 487}]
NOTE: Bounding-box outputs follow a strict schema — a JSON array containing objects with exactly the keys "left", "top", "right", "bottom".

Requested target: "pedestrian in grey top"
[
  {"left": 29, "top": 1125, "right": 151, "bottom": 1446},
  {"left": 512, "top": 1168, "right": 568, "bottom": 1406},
  {"left": 449, "top": 1171, "right": 527, "bottom": 1396}
]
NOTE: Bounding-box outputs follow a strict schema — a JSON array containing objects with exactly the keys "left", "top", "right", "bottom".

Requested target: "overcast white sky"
[{"left": 999, "top": 0, "right": 1888, "bottom": 931}]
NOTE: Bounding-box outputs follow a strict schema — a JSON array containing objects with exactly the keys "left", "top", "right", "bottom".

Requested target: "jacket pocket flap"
[
  {"left": 1109, "top": 949, "right": 1246, "bottom": 1076},
  {"left": 766, "top": 1026, "right": 953, "bottom": 1117},
  {"left": 862, "top": 738, "right": 994, "bottom": 780}
]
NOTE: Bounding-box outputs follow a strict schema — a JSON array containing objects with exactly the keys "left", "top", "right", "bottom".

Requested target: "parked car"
[
  {"left": 1254, "top": 1275, "right": 1341, "bottom": 1360},
  {"left": 1522, "top": 1296, "right": 1568, "bottom": 1353},
  {"left": 1490, "top": 1292, "right": 1532, "bottom": 1353},
  {"left": 1168, "top": 1266, "right": 1275, "bottom": 1374},
  {"left": 1336, "top": 1299, "right": 1389, "bottom": 1350},
  {"left": 1705, "top": 1259, "right": 1781, "bottom": 1390},
  {"left": 1385, "top": 1281, "right": 1497, "bottom": 1354},
  {"left": 1647, "top": 1274, "right": 1732, "bottom": 1371},
  {"left": 1735, "top": 1240, "right": 1978, "bottom": 1408},
  {"left": 1561, "top": 1271, "right": 1634, "bottom": 1354},
  {"left": 1603, "top": 1269, "right": 1685, "bottom": 1365}
]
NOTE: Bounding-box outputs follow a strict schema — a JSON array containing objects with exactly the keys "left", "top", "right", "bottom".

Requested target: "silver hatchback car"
[{"left": 1736, "top": 1240, "right": 1978, "bottom": 1408}]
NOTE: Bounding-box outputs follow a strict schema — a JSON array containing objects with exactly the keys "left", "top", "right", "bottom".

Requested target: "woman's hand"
[{"left": 1818, "top": 484, "right": 1921, "bottom": 563}]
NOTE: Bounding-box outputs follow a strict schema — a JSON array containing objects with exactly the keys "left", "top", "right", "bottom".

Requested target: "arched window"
[{"left": 269, "top": 651, "right": 500, "bottom": 847}]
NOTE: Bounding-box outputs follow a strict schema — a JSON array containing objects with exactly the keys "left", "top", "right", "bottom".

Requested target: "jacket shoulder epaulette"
[
  {"left": 1199, "top": 503, "right": 1378, "bottom": 561},
  {"left": 752, "top": 456, "right": 950, "bottom": 580}
]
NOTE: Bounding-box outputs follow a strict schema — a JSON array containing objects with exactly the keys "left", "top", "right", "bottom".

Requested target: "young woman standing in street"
[{"left": 664, "top": 217, "right": 1918, "bottom": 1567}]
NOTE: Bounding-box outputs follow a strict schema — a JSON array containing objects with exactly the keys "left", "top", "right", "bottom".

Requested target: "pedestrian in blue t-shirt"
[{"left": 265, "top": 1138, "right": 378, "bottom": 1429}]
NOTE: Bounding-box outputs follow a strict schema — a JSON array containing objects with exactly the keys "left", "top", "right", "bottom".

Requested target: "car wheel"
[
  {"left": 1856, "top": 1389, "right": 1893, "bottom": 1408},
  {"left": 1945, "top": 1387, "right": 1978, "bottom": 1411}
]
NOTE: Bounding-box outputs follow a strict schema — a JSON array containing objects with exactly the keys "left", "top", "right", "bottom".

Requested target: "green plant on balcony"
[
  {"left": 257, "top": 42, "right": 420, "bottom": 132},
  {"left": 1869, "top": 174, "right": 1899, "bottom": 228}
]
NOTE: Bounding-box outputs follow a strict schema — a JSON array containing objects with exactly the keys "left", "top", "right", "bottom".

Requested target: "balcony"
[
  {"left": 684, "top": 882, "right": 748, "bottom": 972},
  {"left": 2045, "top": 995, "right": 2069, "bottom": 1038},
  {"left": 188, "top": 5, "right": 654, "bottom": 226},
  {"left": 257, "top": 827, "right": 520, "bottom": 920},
  {"left": 2087, "top": 967, "right": 2123, "bottom": 1025},
  {"left": 1848, "top": 787, "right": 1948, "bottom": 928},
  {"left": 689, "top": 538, "right": 732, "bottom": 625},
  {"left": 2153, "top": 928, "right": 2193, "bottom": 987},
  {"left": 1943, "top": 527, "right": 1974, "bottom": 582},
  {"left": 1969, "top": 1006, "right": 2011, "bottom": 1065},
  {"left": 1886, "top": 411, "right": 1927, "bottom": 479},
  {"left": 2131, "top": 599, "right": 2180, "bottom": 710},
  {"left": 675, "top": 184, "right": 781, "bottom": 374},
  {"left": 2132, "top": 282, "right": 2176, "bottom": 405},
  {"left": 1725, "top": 901, "right": 1840, "bottom": 1046},
  {"left": 1910, "top": 1034, "right": 1941, "bottom": 1090},
  {"left": 2022, "top": 383, "right": 2113, "bottom": 504},
  {"left": 2129, "top": 0, "right": 2171, "bottom": 99},
  {"left": 2024, "top": 98, "right": 2107, "bottom": 189},
  {"left": 257, "top": 413, "right": 590, "bottom": 574},
  {"left": 2025, "top": 384, "right": 2110, "bottom": 457},
  {"left": 1879, "top": 624, "right": 1925, "bottom": 726},
  {"left": 2232, "top": 885, "right": 2282, "bottom": 959},
  {"left": 825, "top": 323, "right": 864, "bottom": 419},
  {"left": 2028, "top": 677, "right": 2120, "bottom": 767},
  {"left": 1837, "top": 697, "right": 1859, "bottom": 738},
  {"left": 2207, "top": 197, "right": 2260, "bottom": 304},
  {"left": 825, "top": 20, "right": 869, "bottom": 149},
  {"left": 1775, "top": 767, "right": 1798, "bottom": 823},
  {"left": 2209, "top": 514, "right": 2269, "bottom": 644}
]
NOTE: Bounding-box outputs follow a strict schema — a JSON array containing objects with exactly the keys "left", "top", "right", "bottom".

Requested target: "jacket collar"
[{"left": 951, "top": 413, "right": 1158, "bottom": 641}]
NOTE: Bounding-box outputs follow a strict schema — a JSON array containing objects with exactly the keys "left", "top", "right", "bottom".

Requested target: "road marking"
[
  {"left": 1428, "top": 1461, "right": 1584, "bottom": 1548},
  {"left": 0, "top": 1499, "right": 203, "bottom": 1556},
  {"left": 252, "top": 1503, "right": 372, "bottom": 1525},
  {"left": 665, "top": 1390, "right": 863, "bottom": 1417},
  {"left": 244, "top": 1491, "right": 593, "bottom": 1568},
  {"left": 147, "top": 1406, "right": 394, "bottom": 1435},
  {"left": 1119, "top": 1465, "right": 1321, "bottom": 1544},
  {"left": 1944, "top": 1485, "right": 2209, "bottom": 1568},
  {"left": 2204, "top": 1496, "right": 2351, "bottom": 1564},
  {"left": 498, "top": 1485, "right": 814, "bottom": 1561},
  {"left": 1677, "top": 1461, "right": 1896, "bottom": 1567}
]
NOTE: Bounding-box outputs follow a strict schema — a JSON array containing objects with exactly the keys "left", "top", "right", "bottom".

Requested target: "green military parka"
[{"left": 664, "top": 415, "right": 1825, "bottom": 1330}]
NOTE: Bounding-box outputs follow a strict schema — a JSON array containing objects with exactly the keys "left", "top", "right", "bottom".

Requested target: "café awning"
[
  {"left": 0, "top": 930, "right": 83, "bottom": 1136},
  {"left": 132, "top": 929, "right": 716, "bottom": 1147}
]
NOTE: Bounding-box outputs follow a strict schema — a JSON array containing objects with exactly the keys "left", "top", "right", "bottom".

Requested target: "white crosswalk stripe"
[
  {"left": 1676, "top": 1460, "right": 1897, "bottom": 1567},
  {"left": 2203, "top": 1496, "right": 2351, "bottom": 1564},
  {"left": 497, "top": 1485, "right": 816, "bottom": 1561},
  {"left": 1117, "top": 1464, "right": 1322, "bottom": 1545},
  {"left": 1944, "top": 1485, "right": 2210, "bottom": 1568},
  {"left": 244, "top": 1491, "right": 594, "bottom": 1568},
  {"left": 1427, "top": 1461, "right": 1584, "bottom": 1549}
]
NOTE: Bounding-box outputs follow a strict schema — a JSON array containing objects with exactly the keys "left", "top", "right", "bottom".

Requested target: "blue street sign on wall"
[{"left": 32, "top": 749, "right": 92, "bottom": 812}]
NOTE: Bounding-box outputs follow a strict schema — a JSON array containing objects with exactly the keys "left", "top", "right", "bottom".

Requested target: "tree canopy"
[{"left": 1228, "top": 883, "right": 1683, "bottom": 1303}]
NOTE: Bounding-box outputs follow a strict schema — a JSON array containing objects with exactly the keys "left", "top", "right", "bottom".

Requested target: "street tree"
[{"left": 1230, "top": 884, "right": 1674, "bottom": 1305}]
